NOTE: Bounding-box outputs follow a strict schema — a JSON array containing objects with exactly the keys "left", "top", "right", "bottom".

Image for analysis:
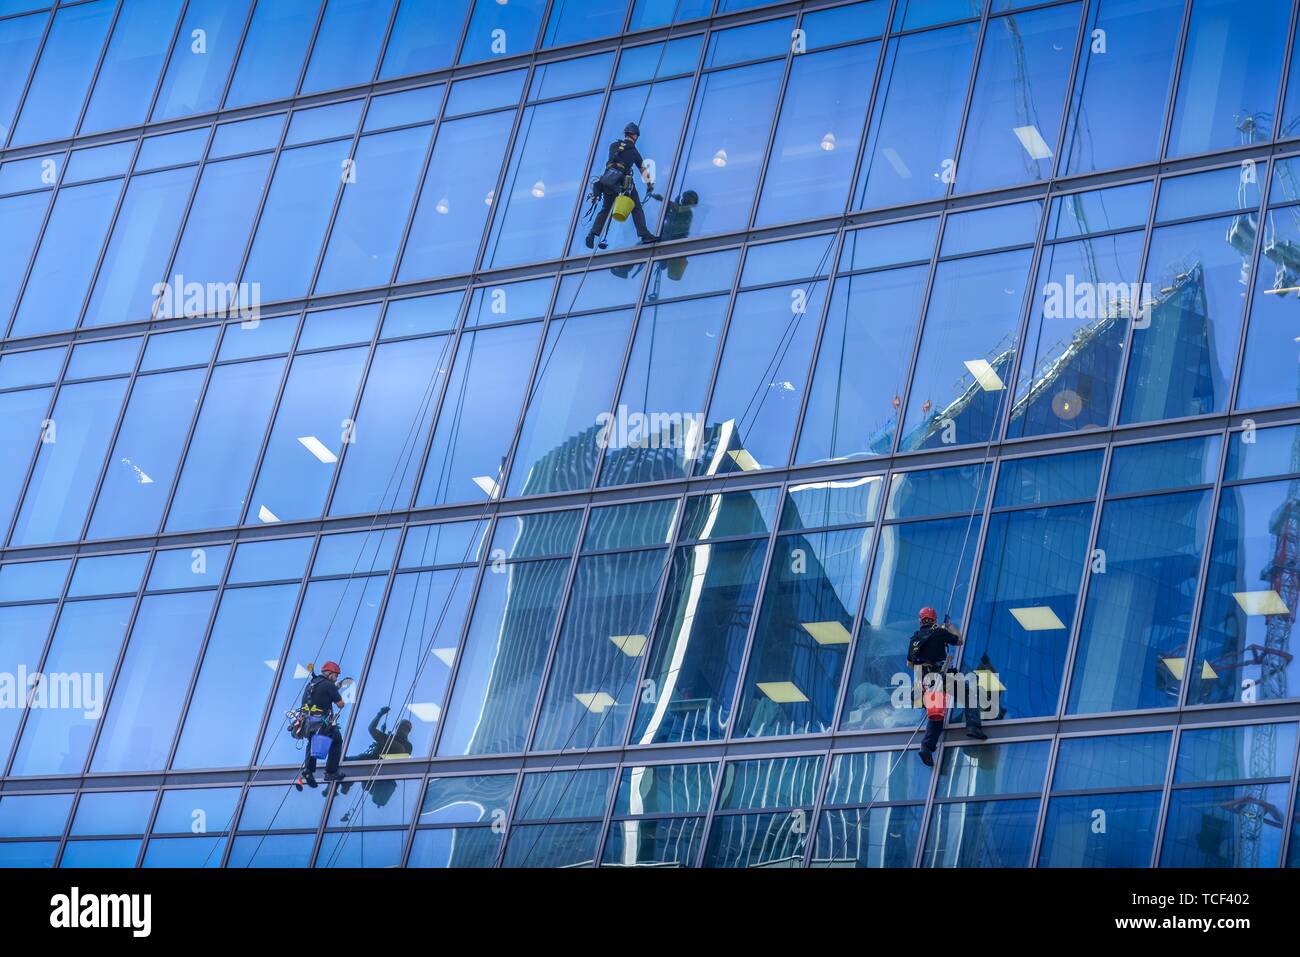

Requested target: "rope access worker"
[
  {"left": 299, "top": 661, "right": 347, "bottom": 788},
  {"left": 907, "top": 607, "right": 987, "bottom": 767},
  {"left": 585, "top": 122, "right": 659, "bottom": 248}
]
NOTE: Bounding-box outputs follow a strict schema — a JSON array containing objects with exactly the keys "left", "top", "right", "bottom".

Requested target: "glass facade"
[{"left": 0, "top": 0, "right": 1298, "bottom": 869}]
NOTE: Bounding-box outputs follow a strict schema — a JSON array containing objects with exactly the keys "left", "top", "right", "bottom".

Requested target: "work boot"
[
  {"left": 584, "top": 232, "right": 596, "bottom": 249},
  {"left": 324, "top": 769, "right": 347, "bottom": 782},
  {"left": 638, "top": 233, "right": 659, "bottom": 245},
  {"left": 298, "top": 771, "right": 318, "bottom": 790},
  {"left": 919, "top": 750, "right": 934, "bottom": 767},
  {"left": 966, "top": 727, "right": 988, "bottom": 741}
]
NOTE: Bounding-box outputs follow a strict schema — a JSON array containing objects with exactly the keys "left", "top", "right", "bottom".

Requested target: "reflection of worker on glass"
[
  {"left": 585, "top": 122, "right": 659, "bottom": 248},
  {"left": 336, "top": 706, "right": 414, "bottom": 815}
]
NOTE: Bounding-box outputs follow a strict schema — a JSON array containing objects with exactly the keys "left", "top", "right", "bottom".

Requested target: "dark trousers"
[
  {"left": 590, "top": 186, "right": 652, "bottom": 239},
  {"left": 305, "top": 724, "right": 342, "bottom": 776}
]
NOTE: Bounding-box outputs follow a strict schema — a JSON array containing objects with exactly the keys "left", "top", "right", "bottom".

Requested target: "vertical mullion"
[
  {"left": 1026, "top": 732, "right": 1062, "bottom": 867},
  {"left": 1148, "top": 724, "right": 1182, "bottom": 867}
]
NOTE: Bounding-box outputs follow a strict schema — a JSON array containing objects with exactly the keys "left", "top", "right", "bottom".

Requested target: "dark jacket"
[
  {"left": 906, "top": 624, "right": 961, "bottom": 670},
  {"left": 303, "top": 676, "right": 343, "bottom": 718},
  {"left": 605, "top": 137, "right": 646, "bottom": 175}
]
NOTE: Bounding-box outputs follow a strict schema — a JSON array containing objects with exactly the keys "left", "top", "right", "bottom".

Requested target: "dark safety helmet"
[
  {"left": 321, "top": 661, "right": 341, "bottom": 676},
  {"left": 624, "top": 121, "right": 640, "bottom": 137},
  {"left": 918, "top": 607, "right": 937, "bottom": 624}
]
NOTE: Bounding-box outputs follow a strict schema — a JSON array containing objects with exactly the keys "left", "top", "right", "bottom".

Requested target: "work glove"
[{"left": 378, "top": 706, "right": 391, "bottom": 716}]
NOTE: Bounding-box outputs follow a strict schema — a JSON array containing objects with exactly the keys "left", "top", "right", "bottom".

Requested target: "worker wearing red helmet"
[
  {"left": 299, "top": 660, "right": 347, "bottom": 788},
  {"left": 906, "top": 607, "right": 986, "bottom": 767}
]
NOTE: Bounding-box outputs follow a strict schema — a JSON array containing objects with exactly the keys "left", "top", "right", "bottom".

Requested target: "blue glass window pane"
[
  {"left": 936, "top": 741, "right": 1051, "bottom": 797},
  {"left": 1190, "top": 482, "right": 1300, "bottom": 706},
  {"left": 11, "top": 178, "right": 122, "bottom": 338},
  {"left": 515, "top": 768, "right": 613, "bottom": 820},
  {"left": 0, "top": 346, "right": 60, "bottom": 387},
  {"left": 81, "top": 0, "right": 184, "bottom": 134},
  {"left": 0, "top": 604, "right": 56, "bottom": 762},
  {"left": 311, "top": 528, "right": 400, "bottom": 577},
  {"left": 812, "top": 806, "right": 924, "bottom": 868},
  {"left": 93, "top": 591, "right": 216, "bottom": 772},
  {"left": 673, "top": 61, "right": 783, "bottom": 237},
  {"left": 756, "top": 44, "right": 879, "bottom": 226},
  {"left": 382, "top": 291, "right": 462, "bottom": 337},
  {"left": 803, "top": 1, "right": 888, "bottom": 47},
  {"left": 315, "top": 828, "right": 404, "bottom": 867},
  {"left": 0, "top": 390, "right": 48, "bottom": 533},
  {"left": 1106, "top": 435, "right": 1220, "bottom": 494},
  {"left": 446, "top": 70, "right": 525, "bottom": 116},
  {"left": 285, "top": 100, "right": 363, "bottom": 144},
  {"left": 154, "top": 789, "right": 239, "bottom": 838},
  {"left": 544, "top": 0, "right": 626, "bottom": 46},
  {"left": 0, "top": 793, "right": 73, "bottom": 837},
  {"left": 941, "top": 201, "right": 1042, "bottom": 256},
  {"left": 489, "top": 510, "right": 582, "bottom": 560},
  {"left": 11, "top": 0, "right": 114, "bottom": 145},
  {"left": 737, "top": 527, "right": 872, "bottom": 736},
  {"left": 301, "top": 0, "right": 395, "bottom": 94},
  {"left": 993, "top": 450, "right": 1103, "bottom": 508},
  {"left": 398, "top": 111, "right": 514, "bottom": 281},
  {"left": 677, "top": 488, "right": 780, "bottom": 542},
  {"left": 740, "top": 236, "right": 833, "bottom": 287},
  {"left": 895, "top": 0, "right": 982, "bottom": 30},
  {"left": 65, "top": 338, "right": 139, "bottom": 380},
  {"left": 211, "top": 115, "right": 285, "bottom": 158},
  {"left": 857, "top": 23, "right": 979, "bottom": 209},
  {"left": 612, "top": 762, "right": 715, "bottom": 815},
  {"left": 898, "top": 249, "right": 1032, "bottom": 451},
  {"left": 0, "top": 12, "right": 46, "bottom": 146},
  {"left": 631, "top": 538, "right": 768, "bottom": 745},
  {"left": 824, "top": 750, "right": 931, "bottom": 805},
  {"left": 218, "top": 314, "right": 297, "bottom": 360},
  {"left": 887, "top": 463, "right": 989, "bottom": 520},
  {"left": 484, "top": 95, "right": 601, "bottom": 268},
  {"left": 1068, "top": 489, "right": 1211, "bottom": 714},
  {"left": 1174, "top": 723, "right": 1298, "bottom": 783},
  {"left": 532, "top": 548, "right": 669, "bottom": 751},
  {"left": 70, "top": 791, "right": 154, "bottom": 835},
  {"left": 1167, "top": 0, "right": 1289, "bottom": 157},
  {"left": 229, "top": 537, "right": 313, "bottom": 584},
  {"left": 502, "top": 821, "right": 601, "bottom": 866},
  {"left": 437, "top": 557, "right": 568, "bottom": 756},
  {"left": 64, "top": 142, "right": 134, "bottom": 184},
  {"left": 165, "top": 357, "right": 285, "bottom": 531},
  {"left": 1048, "top": 182, "right": 1154, "bottom": 240},
  {"left": 583, "top": 499, "right": 678, "bottom": 550},
  {"left": 529, "top": 53, "right": 613, "bottom": 99},
  {"left": 83, "top": 166, "right": 198, "bottom": 328},
  {"left": 0, "top": 559, "right": 66, "bottom": 601},
  {"left": 67, "top": 552, "right": 148, "bottom": 597},
  {"left": 703, "top": 811, "right": 810, "bottom": 867},
  {"left": 705, "top": 17, "right": 793, "bottom": 68},
  {"left": 140, "top": 326, "right": 218, "bottom": 371},
  {"left": 11, "top": 378, "right": 127, "bottom": 545},
  {"left": 780, "top": 474, "right": 884, "bottom": 530},
  {"left": 602, "top": 816, "right": 706, "bottom": 867},
  {"left": 364, "top": 85, "right": 443, "bottom": 131},
  {"left": 1157, "top": 167, "right": 1261, "bottom": 222},
  {"left": 0, "top": 842, "right": 58, "bottom": 867},
  {"left": 922, "top": 798, "right": 1040, "bottom": 866},
  {"left": 407, "top": 826, "right": 501, "bottom": 866},
  {"left": 242, "top": 139, "right": 350, "bottom": 304},
  {"left": 152, "top": 0, "right": 252, "bottom": 121},
  {"left": 955, "top": 5, "right": 1079, "bottom": 193},
  {"left": 330, "top": 336, "right": 452, "bottom": 516},
  {"left": 1160, "top": 783, "right": 1287, "bottom": 867},
  {"left": 1038, "top": 792, "right": 1161, "bottom": 867},
  {"left": 237, "top": 785, "right": 324, "bottom": 830},
  {"left": 419, "top": 774, "right": 515, "bottom": 824},
  {"left": 616, "top": 36, "right": 702, "bottom": 83},
  {"left": 60, "top": 839, "right": 141, "bottom": 867},
  {"left": 1238, "top": 211, "right": 1300, "bottom": 412},
  {"left": 8, "top": 597, "right": 132, "bottom": 776},
  {"left": 796, "top": 265, "right": 927, "bottom": 465},
  {"left": 326, "top": 779, "right": 419, "bottom": 828},
  {"left": 134, "top": 128, "right": 208, "bottom": 170},
  {"left": 168, "top": 154, "right": 274, "bottom": 309},
  {"left": 506, "top": 310, "right": 633, "bottom": 496},
  {"left": 460, "top": 0, "right": 544, "bottom": 64},
  {"left": 146, "top": 544, "right": 229, "bottom": 590},
  {"left": 172, "top": 583, "right": 299, "bottom": 769},
  {"left": 841, "top": 515, "right": 981, "bottom": 731},
  {"left": 248, "top": 347, "right": 368, "bottom": 523},
  {"left": 1007, "top": 231, "right": 1144, "bottom": 439},
  {"left": 556, "top": 268, "right": 641, "bottom": 313},
  {"left": 297, "top": 303, "right": 379, "bottom": 350},
  {"left": 415, "top": 322, "right": 542, "bottom": 507},
  {"left": 466, "top": 278, "right": 552, "bottom": 327},
  {"left": 966, "top": 503, "right": 1093, "bottom": 719},
  {"left": 349, "top": 569, "right": 473, "bottom": 760},
  {"left": 88, "top": 369, "right": 205, "bottom": 539},
  {"left": 399, "top": 520, "right": 487, "bottom": 568},
  {"left": 0, "top": 192, "right": 50, "bottom": 324},
  {"left": 629, "top": 0, "right": 710, "bottom": 29},
  {"left": 255, "top": 575, "right": 385, "bottom": 766},
  {"left": 228, "top": 833, "right": 315, "bottom": 867},
  {"left": 380, "top": 0, "right": 468, "bottom": 78},
  {"left": 225, "top": 0, "right": 322, "bottom": 108},
  {"left": 142, "top": 836, "right": 226, "bottom": 866}
]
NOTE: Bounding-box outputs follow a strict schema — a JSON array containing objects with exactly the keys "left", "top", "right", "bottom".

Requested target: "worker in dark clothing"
[
  {"left": 337, "top": 706, "right": 414, "bottom": 812},
  {"left": 298, "top": 661, "right": 347, "bottom": 789},
  {"left": 907, "top": 607, "right": 986, "bottom": 767},
  {"left": 661, "top": 189, "right": 699, "bottom": 242},
  {"left": 585, "top": 122, "right": 659, "bottom": 248}
]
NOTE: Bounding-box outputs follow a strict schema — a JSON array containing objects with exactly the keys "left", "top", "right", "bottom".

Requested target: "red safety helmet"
[
  {"left": 918, "top": 607, "right": 937, "bottom": 623},
  {"left": 321, "top": 661, "right": 341, "bottom": 676}
]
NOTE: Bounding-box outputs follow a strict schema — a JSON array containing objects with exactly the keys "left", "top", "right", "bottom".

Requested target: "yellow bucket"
[{"left": 611, "top": 194, "right": 635, "bottom": 222}]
